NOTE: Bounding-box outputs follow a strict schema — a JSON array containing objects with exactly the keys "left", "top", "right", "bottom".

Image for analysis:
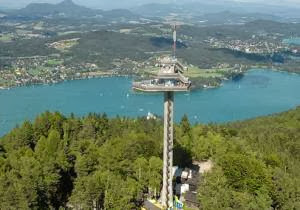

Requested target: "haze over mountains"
[
  {"left": 0, "top": 0, "right": 299, "bottom": 21},
  {"left": 130, "top": 1, "right": 300, "bottom": 18},
  {"left": 0, "top": 0, "right": 299, "bottom": 23},
  {"left": 2, "top": 0, "right": 139, "bottom": 20},
  {"left": 2, "top": 0, "right": 300, "bottom": 10}
]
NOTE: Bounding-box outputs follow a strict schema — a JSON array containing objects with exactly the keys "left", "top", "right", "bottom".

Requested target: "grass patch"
[
  {"left": 49, "top": 38, "right": 80, "bottom": 52},
  {"left": 185, "top": 66, "right": 233, "bottom": 78},
  {"left": 142, "top": 67, "right": 159, "bottom": 74},
  {"left": 28, "top": 68, "right": 44, "bottom": 76},
  {"left": 139, "top": 65, "right": 234, "bottom": 80},
  {"left": 58, "top": 31, "right": 80, "bottom": 36},
  {"left": 33, "top": 22, "right": 44, "bottom": 30},
  {"left": 0, "top": 34, "right": 13, "bottom": 42},
  {"left": 47, "top": 59, "right": 64, "bottom": 66}
]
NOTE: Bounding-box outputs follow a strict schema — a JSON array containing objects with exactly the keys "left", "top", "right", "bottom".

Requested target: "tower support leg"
[{"left": 161, "top": 91, "right": 174, "bottom": 209}]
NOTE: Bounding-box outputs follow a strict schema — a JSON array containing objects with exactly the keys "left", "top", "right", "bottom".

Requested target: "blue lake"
[
  {"left": 283, "top": 37, "right": 300, "bottom": 45},
  {"left": 0, "top": 69, "right": 300, "bottom": 137}
]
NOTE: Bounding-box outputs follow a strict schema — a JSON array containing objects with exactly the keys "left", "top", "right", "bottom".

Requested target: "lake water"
[
  {"left": 0, "top": 69, "right": 300, "bottom": 137},
  {"left": 283, "top": 37, "right": 300, "bottom": 45}
]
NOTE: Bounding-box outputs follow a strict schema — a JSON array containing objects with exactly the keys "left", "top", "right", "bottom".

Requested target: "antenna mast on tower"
[{"left": 173, "top": 24, "right": 177, "bottom": 58}]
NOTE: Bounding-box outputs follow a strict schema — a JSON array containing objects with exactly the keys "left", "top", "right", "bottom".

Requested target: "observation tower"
[{"left": 132, "top": 25, "right": 191, "bottom": 209}]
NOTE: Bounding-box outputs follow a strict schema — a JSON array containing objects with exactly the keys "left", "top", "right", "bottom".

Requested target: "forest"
[{"left": 0, "top": 107, "right": 299, "bottom": 209}]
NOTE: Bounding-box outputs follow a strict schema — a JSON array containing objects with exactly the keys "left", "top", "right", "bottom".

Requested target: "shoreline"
[
  {"left": 0, "top": 67, "right": 299, "bottom": 91},
  {"left": 0, "top": 71, "right": 125, "bottom": 90}
]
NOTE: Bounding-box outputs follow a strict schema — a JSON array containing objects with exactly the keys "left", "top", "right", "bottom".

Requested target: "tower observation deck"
[
  {"left": 132, "top": 25, "right": 191, "bottom": 209},
  {"left": 132, "top": 57, "right": 191, "bottom": 92}
]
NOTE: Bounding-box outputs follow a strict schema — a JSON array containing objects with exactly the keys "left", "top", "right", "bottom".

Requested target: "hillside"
[
  {"left": 12, "top": 0, "right": 99, "bottom": 18},
  {"left": 2, "top": 20, "right": 299, "bottom": 70},
  {"left": 0, "top": 107, "right": 299, "bottom": 209},
  {"left": 6, "top": 0, "right": 138, "bottom": 20}
]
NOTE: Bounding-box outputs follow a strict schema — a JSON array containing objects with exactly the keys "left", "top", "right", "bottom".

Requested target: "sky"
[{"left": 0, "top": 0, "right": 300, "bottom": 9}]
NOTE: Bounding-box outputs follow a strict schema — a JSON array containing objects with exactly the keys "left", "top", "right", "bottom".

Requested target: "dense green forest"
[{"left": 0, "top": 107, "right": 299, "bottom": 209}]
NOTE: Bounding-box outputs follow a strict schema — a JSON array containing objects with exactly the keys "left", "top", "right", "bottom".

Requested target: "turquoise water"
[
  {"left": 1, "top": 69, "right": 300, "bottom": 137},
  {"left": 283, "top": 38, "right": 300, "bottom": 45}
]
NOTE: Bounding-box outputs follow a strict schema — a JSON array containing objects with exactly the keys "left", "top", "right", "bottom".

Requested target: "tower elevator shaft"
[{"left": 161, "top": 91, "right": 174, "bottom": 209}]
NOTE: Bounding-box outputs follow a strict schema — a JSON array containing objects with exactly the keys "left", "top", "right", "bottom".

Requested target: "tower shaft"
[{"left": 161, "top": 91, "right": 174, "bottom": 209}]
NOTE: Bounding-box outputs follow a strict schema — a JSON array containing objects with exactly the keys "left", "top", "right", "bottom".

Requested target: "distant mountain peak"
[
  {"left": 59, "top": 0, "right": 75, "bottom": 5},
  {"left": 7, "top": 0, "right": 139, "bottom": 19}
]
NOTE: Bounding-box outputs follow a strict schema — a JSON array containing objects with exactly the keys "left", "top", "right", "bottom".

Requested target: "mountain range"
[
  {"left": 6, "top": 0, "right": 139, "bottom": 19},
  {"left": 131, "top": 1, "right": 300, "bottom": 18},
  {"left": 1, "top": 0, "right": 299, "bottom": 24}
]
